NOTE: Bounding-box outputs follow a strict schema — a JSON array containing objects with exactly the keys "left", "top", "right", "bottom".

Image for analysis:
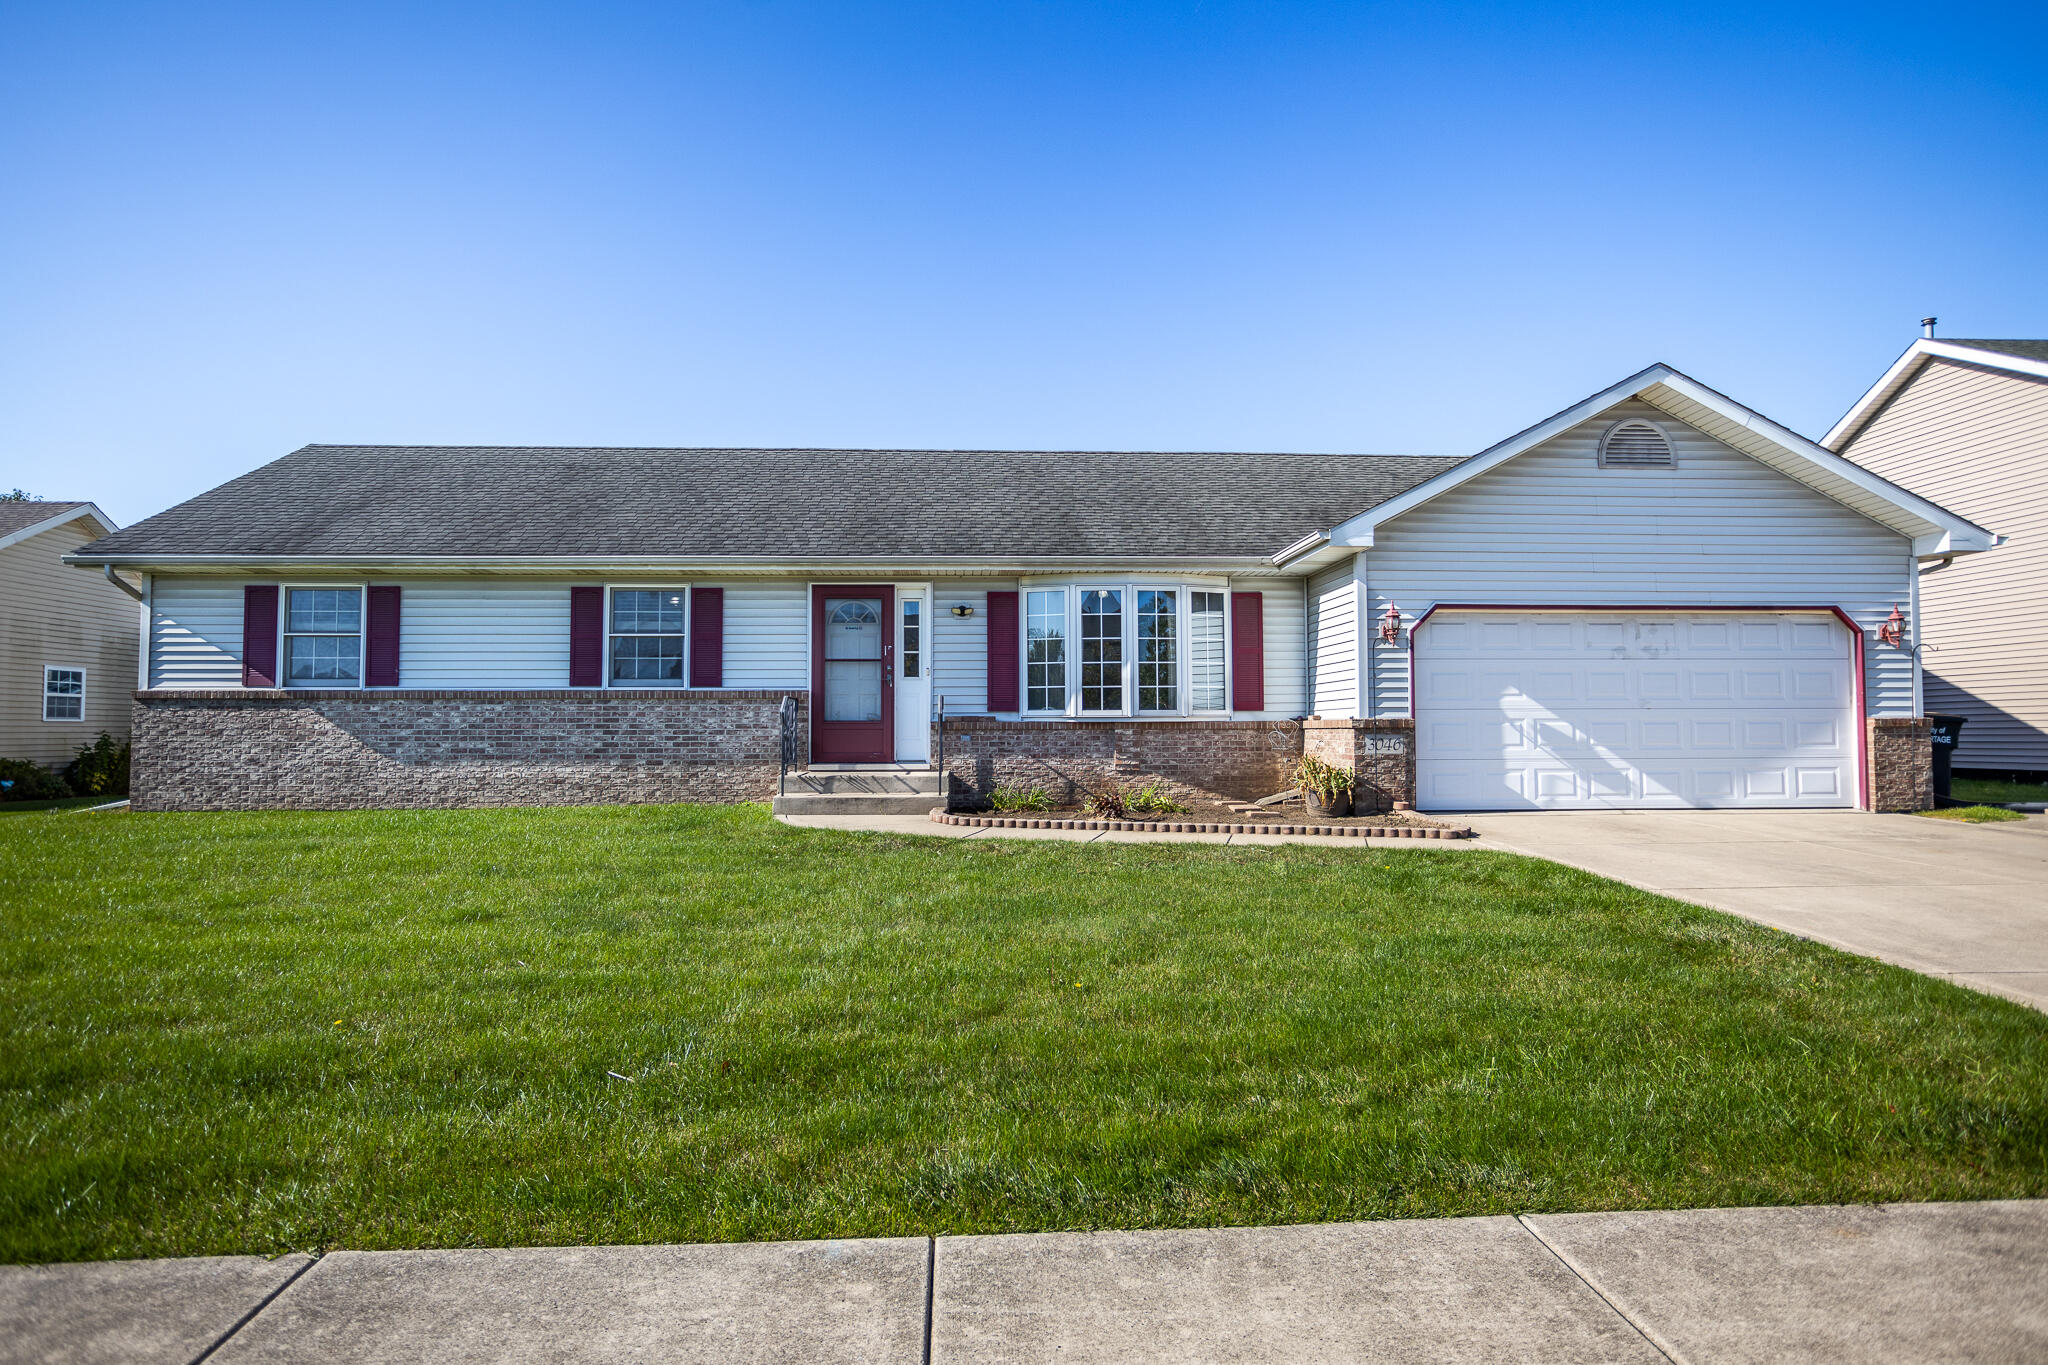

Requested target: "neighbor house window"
[
  {"left": 610, "top": 588, "right": 688, "bottom": 684},
  {"left": 1189, "top": 591, "right": 1226, "bottom": 711},
  {"left": 1026, "top": 590, "right": 1066, "bottom": 711},
  {"left": 902, "top": 598, "right": 920, "bottom": 679},
  {"left": 43, "top": 667, "right": 84, "bottom": 721},
  {"left": 284, "top": 588, "right": 362, "bottom": 685},
  {"left": 1079, "top": 588, "right": 1124, "bottom": 712},
  {"left": 1136, "top": 590, "right": 1178, "bottom": 711}
]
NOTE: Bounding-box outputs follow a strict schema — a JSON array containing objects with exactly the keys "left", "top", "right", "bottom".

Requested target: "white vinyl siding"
[
  {"left": 1307, "top": 559, "right": 1358, "bottom": 718},
  {"left": 719, "top": 582, "right": 808, "bottom": 688},
  {"left": 1840, "top": 358, "right": 2048, "bottom": 769},
  {"left": 1365, "top": 400, "right": 1917, "bottom": 721},
  {"left": 148, "top": 577, "right": 245, "bottom": 688},
  {"left": 1252, "top": 575, "right": 1306, "bottom": 718},
  {"left": 396, "top": 583, "right": 571, "bottom": 688},
  {"left": 931, "top": 584, "right": 998, "bottom": 715}
]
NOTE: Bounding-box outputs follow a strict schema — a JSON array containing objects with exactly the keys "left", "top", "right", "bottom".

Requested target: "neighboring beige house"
[
  {"left": 1827, "top": 335, "right": 2047, "bottom": 777},
  {"left": 1, "top": 500, "right": 139, "bottom": 767}
]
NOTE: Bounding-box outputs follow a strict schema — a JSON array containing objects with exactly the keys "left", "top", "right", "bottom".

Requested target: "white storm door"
[
  {"left": 893, "top": 584, "right": 931, "bottom": 762},
  {"left": 1414, "top": 611, "right": 1857, "bottom": 812}
]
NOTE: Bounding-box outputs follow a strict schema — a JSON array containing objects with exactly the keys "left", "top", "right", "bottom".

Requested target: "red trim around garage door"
[{"left": 1405, "top": 604, "right": 1871, "bottom": 811}]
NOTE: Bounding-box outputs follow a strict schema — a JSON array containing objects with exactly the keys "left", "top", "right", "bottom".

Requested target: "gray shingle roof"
[
  {"left": 1945, "top": 339, "right": 2048, "bottom": 365},
  {"left": 0, "top": 500, "right": 91, "bottom": 537},
  {"left": 77, "top": 446, "right": 1465, "bottom": 561}
]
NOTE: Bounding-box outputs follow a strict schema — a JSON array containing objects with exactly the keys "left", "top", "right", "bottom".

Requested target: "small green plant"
[
  {"left": 1126, "top": 782, "right": 1190, "bottom": 815},
  {"left": 989, "top": 784, "right": 1054, "bottom": 812},
  {"left": 0, "top": 758, "right": 71, "bottom": 802},
  {"left": 1295, "top": 754, "right": 1355, "bottom": 803},
  {"left": 64, "top": 733, "right": 130, "bottom": 798}
]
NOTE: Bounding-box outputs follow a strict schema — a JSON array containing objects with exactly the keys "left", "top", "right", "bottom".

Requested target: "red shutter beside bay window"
[
  {"left": 365, "top": 586, "right": 401, "bottom": 687},
  {"left": 1230, "top": 591, "right": 1264, "bottom": 713},
  {"left": 689, "top": 587, "right": 724, "bottom": 688},
  {"left": 986, "top": 591, "right": 1019, "bottom": 712},
  {"left": 242, "top": 585, "right": 278, "bottom": 688},
  {"left": 569, "top": 586, "right": 605, "bottom": 687}
]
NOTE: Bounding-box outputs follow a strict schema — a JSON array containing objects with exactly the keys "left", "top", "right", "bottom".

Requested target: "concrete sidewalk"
[
  {"left": 1461, "top": 809, "right": 2048, "bottom": 1011},
  {"left": 6, "top": 1201, "right": 2044, "bottom": 1363}
]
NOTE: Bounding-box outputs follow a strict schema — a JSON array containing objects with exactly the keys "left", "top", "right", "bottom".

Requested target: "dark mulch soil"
[{"left": 969, "top": 797, "right": 1451, "bottom": 829}]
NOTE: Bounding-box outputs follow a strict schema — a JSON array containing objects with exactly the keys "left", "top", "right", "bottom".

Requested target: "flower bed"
[{"left": 930, "top": 809, "right": 1472, "bottom": 838}]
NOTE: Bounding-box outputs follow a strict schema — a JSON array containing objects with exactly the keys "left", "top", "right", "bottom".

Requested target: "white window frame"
[
  {"left": 1017, "top": 579, "right": 1233, "bottom": 719},
  {"left": 280, "top": 584, "right": 366, "bottom": 689},
  {"left": 603, "top": 584, "right": 691, "bottom": 689},
  {"left": 42, "top": 665, "right": 86, "bottom": 722}
]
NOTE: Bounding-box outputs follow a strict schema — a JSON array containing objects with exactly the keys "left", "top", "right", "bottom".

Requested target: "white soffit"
[
  {"left": 1822, "top": 339, "right": 2048, "bottom": 452},
  {"left": 1310, "top": 364, "right": 1994, "bottom": 563}
]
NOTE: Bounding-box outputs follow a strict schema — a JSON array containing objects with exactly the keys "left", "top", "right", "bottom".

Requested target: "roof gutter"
[
  {"left": 1270, "top": 531, "right": 1329, "bottom": 568},
  {"left": 102, "top": 563, "right": 146, "bottom": 601},
  {"left": 61, "top": 551, "right": 1292, "bottom": 576}
]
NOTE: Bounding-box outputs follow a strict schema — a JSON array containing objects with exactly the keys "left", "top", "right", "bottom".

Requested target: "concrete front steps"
[{"left": 770, "top": 764, "right": 949, "bottom": 816}]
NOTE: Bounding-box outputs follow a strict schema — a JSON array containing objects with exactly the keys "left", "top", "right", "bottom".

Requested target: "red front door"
[{"left": 811, "top": 585, "right": 895, "bottom": 763}]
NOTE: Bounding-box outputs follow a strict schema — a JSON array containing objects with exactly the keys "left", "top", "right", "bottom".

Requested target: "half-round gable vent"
[{"left": 1598, "top": 420, "right": 1676, "bottom": 468}]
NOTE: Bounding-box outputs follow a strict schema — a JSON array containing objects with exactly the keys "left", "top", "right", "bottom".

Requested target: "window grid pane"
[
  {"left": 902, "top": 600, "right": 920, "bottom": 679},
  {"left": 1080, "top": 588, "right": 1122, "bottom": 712},
  {"left": 609, "top": 588, "right": 688, "bottom": 685},
  {"left": 43, "top": 668, "right": 84, "bottom": 720},
  {"left": 284, "top": 588, "right": 362, "bottom": 687},
  {"left": 1190, "top": 591, "right": 1226, "bottom": 711},
  {"left": 1137, "top": 590, "right": 1177, "bottom": 712},
  {"left": 1026, "top": 590, "right": 1066, "bottom": 711}
]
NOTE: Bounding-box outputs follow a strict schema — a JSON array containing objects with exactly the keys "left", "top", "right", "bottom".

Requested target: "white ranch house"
[{"left": 68, "top": 364, "right": 1992, "bottom": 814}]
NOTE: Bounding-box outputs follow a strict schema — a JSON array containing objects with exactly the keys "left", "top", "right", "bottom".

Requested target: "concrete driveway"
[{"left": 1462, "top": 808, "right": 2048, "bottom": 1010}]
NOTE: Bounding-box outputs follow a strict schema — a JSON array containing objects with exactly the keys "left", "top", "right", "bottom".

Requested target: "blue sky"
[{"left": 3, "top": 1, "right": 2043, "bottom": 527}]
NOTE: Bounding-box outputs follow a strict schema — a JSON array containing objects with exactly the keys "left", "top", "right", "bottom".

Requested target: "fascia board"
[
  {"left": 59, "top": 552, "right": 1277, "bottom": 576},
  {"left": 1648, "top": 371, "right": 1994, "bottom": 550}
]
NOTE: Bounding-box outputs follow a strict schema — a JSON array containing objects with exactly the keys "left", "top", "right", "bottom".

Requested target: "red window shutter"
[
  {"left": 242, "top": 585, "right": 279, "bottom": 688},
  {"left": 1231, "top": 591, "right": 1264, "bottom": 713},
  {"left": 689, "top": 587, "right": 724, "bottom": 688},
  {"left": 569, "top": 586, "right": 605, "bottom": 687},
  {"left": 365, "top": 586, "right": 401, "bottom": 687},
  {"left": 986, "top": 591, "right": 1019, "bottom": 711}
]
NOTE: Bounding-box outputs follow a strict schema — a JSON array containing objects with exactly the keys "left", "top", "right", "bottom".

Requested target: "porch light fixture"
[
  {"left": 950, "top": 603, "right": 974, "bottom": 618},
  {"left": 1876, "top": 604, "right": 1906, "bottom": 648},
  {"left": 1378, "top": 602, "right": 1405, "bottom": 645}
]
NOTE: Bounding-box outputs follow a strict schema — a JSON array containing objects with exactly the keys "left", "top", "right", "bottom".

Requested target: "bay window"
[{"left": 1021, "top": 581, "right": 1232, "bottom": 717}]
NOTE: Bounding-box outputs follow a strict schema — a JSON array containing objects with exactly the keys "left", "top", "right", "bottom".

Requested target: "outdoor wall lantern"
[
  {"left": 1876, "top": 604, "right": 1906, "bottom": 648},
  {"left": 951, "top": 603, "right": 974, "bottom": 618},
  {"left": 1378, "top": 602, "right": 1405, "bottom": 645}
]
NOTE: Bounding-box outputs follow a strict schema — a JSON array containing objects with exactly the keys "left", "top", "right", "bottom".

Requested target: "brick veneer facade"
[
  {"left": 131, "top": 689, "right": 806, "bottom": 811},
  {"left": 935, "top": 717, "right": 1301, "bottom": 806},
  {"left": 1301, "top": 717, "right": 1416, "bottom": 812},
  {"left": 1867, "top": 717, "right": 1934, "bottom": 813}
]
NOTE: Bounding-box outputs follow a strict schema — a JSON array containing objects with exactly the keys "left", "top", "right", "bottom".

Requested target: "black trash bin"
[{"left": 1928, "top": 714, "right": 1967, "bottom": 802}]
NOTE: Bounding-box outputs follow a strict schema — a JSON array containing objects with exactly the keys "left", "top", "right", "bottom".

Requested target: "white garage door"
[{"left": 1414, "top": 611, "right": 1857, "bottom": 811}]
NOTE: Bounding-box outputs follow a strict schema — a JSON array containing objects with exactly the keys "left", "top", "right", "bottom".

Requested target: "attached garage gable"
[{"left": 1415, "top": 609, "right": 1858, "bottom": 811}]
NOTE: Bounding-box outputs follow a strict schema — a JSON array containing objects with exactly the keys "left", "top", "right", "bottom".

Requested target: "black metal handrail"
[{"left": 778, "top": 694, "right": 798, "bottom": 797}]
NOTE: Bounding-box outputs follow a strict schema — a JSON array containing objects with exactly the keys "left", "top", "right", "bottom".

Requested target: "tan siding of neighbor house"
[
  {"left": 1841, "top": 358, "right": 2048, "bottom": 769},
  {"left": 1, "top": 515, "right": 140, "bottom": 766}
]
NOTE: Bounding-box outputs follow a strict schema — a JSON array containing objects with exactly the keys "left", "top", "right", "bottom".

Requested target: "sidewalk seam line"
[
  {"left": 188, "top": 1250, "right": 321, "bottom": 1364},
  {"left": 1515, "top": 1216, "right": 1683, "bottom": 1365},
  {"left": 921, "top": 1235, "right": 936, "bottom": 1365}
]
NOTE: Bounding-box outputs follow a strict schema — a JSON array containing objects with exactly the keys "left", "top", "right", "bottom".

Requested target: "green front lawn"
[
  {"left": 1919, "top": 804, "right": 2030, "bottom": 823},
  {"left": 1952, "top": 777, "right": 2048, "bottom": 805},
  {"left": 2, "top": 805, "right": 2043, "bottom": 1265},
  {"left": 0, "top": 795, "right": 114, "bottom": 816}
]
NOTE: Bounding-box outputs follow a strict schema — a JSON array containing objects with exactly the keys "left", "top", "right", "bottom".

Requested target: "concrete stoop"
[{"left": 771, "top": 765, "right": 949, "bottom": 816}]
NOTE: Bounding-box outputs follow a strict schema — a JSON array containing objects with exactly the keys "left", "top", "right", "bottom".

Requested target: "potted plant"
[{"left": 1296, "top": 754, "right": 1355, "bottom": 818}]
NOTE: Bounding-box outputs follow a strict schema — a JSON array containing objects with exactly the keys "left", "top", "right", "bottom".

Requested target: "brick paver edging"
[{"left": 930, "top": 810, "right": 1472, "bottom": 839}]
